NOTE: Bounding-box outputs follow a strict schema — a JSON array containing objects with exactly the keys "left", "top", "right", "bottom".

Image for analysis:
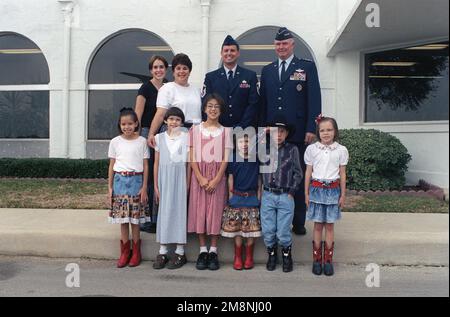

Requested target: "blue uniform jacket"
[
  {"left": 259, "top": 56, "right": 322, "bottom": 144},
  {"left": 202, "top": 65, "right": 259, "bottom": 128}
]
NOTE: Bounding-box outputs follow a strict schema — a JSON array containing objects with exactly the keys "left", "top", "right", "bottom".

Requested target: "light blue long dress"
[{"left": 155, "top": 132, "right": 188, "bottom": 244}]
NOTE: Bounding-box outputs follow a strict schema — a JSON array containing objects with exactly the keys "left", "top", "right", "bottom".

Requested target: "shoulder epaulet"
[{"left": 300, "top": 58, "right": 314, "bottom": 63}]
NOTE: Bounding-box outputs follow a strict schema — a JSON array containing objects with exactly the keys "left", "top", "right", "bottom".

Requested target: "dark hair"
[
  {"left": 117, "top": 107, "right": 139, "bottom": 134},
  {"left": 172, "top": 53, "right": 192, "bottom": 72},
  {"left": 148, "top": 55, "right": 169, "bottom": 71},
  {"left": 202, "top": 93, "right": 226, "bottom": 113},
  {"left": 164, "top": 106, "right": 185, "bottom": 123},
  {"left": 222, "top": 43, "right": 240, "bottom": 51},
  {"left": 315, "top": 117, "right": 339, "bottom": 142}
]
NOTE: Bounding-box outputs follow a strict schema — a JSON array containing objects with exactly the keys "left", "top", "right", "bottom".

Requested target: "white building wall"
[{"left": 1, "top": 0, "right": 448, "bottom": 190}]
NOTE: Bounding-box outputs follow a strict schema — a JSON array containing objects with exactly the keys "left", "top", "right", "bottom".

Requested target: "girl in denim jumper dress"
[
  {"left": 108, "top": 108, "right": 150, "bottom": 268},
  {"left": 304, "top": 116, "right": 349, "bottom": 276}
]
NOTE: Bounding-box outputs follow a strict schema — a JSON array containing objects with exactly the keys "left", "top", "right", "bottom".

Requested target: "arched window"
[
  {"left": 88, "top": 29, "right": 174, "bottom": 140},
  {"left": 236, "top": 26, "right": 315, "bottom": 79},
  {"left": 0, "top": 33, "right": 49, "bottom": 138}
]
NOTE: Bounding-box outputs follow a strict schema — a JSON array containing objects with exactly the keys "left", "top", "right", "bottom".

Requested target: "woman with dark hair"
[
  {"left": 134, "top": 55, "right": 169, "bottom": 233},
  {"left": 148, "top": 53, "right": 202, "bottom": 148}
]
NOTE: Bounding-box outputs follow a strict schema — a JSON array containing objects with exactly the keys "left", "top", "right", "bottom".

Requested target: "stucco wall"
[{"left": 1, "top": 0, "right": 448, "bottom": 190}]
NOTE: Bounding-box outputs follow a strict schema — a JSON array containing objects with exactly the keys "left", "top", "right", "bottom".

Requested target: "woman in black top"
[{"left": 135, "top": 55, "right": 168, "bottom": 233}]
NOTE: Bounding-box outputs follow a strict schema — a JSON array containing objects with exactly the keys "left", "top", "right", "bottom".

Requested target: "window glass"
[
  {"left": 89, "top": 30, "right": 174, "bottom": 84},
  {"left": 0, "top": 91, "right": 49, "bottom": 138},
  {"left": 365, "top": 41, "right": 449, "bottom": 122},
  {"left": 88, "top": 90, "right": 139, "bottom": 140},
  {"left": 0, "top": 33, "right": 50, "bottom": 85}
]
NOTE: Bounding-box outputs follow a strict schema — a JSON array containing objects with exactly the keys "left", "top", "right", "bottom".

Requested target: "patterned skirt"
[
  {"left": 306, "top": 182, "right": 341, "bottom": 224},
  {"left": 221, "top": 194, "right": 261, "bottom": 238},
  {"left": 108, "top": 174, "right": 151, "bottom": 225}
]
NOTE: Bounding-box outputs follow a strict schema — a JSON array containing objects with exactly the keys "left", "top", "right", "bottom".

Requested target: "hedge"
[
  {"left": 0, "top": 158, "right": 108, "bottom": 179},
  {"left": 339, "top": 129, "right": 412, "bottom": 191}
]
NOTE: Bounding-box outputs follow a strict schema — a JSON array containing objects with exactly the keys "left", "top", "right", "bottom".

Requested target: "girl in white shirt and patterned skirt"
[
  {"left": 304, "top": 115, "right": 349, "bottom": 277},
  {"left": 108, "top": 108, "right": 151, "bottom": 268}
]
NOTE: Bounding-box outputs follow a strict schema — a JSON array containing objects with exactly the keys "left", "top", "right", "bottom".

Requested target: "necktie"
[
  {"left": 228, "top": 70, "right": 234, "bottom": 81},
  {"left": 280, "top": 61, "right": 286, "bottom": 82}
]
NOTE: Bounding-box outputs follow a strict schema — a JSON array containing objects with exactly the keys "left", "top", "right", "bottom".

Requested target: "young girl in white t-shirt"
[
  {"left": 108, "top": 108, "right": 150, "bottom": 268},
  {"left": 304, "top": 115, "right": 349, "bottom": 277}
]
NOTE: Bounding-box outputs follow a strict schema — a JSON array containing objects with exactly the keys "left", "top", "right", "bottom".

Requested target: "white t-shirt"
[
  {"left": 156, "top": 82, "right": 202, "bottom": 124},
  {"left": 155, "top": 131, "right": 189, "bottom": 163},
  {"left": 108, "top": 136, "right": 150, "bottom": 172},
  {"left": 304, "top": 142, "right": 349, "bottom": 181}
]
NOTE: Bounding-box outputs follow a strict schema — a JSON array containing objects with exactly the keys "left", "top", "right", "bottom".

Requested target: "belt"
[
  {"left": 263, "top": 186, "right": 290, "bottom": 195},
  {"left": 311, "top": 180, "right": 340, "bottom": 189},
  {"left": 114, "top": 171, "right": 143, "bottom": 176},
  {"left": 232, "top": 190, "right": 257, "bottom": 197}
]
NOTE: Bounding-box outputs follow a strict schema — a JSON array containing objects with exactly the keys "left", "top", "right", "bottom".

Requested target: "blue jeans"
[{"left": 260, "top": 191, "right": 295, "bottom": 248}]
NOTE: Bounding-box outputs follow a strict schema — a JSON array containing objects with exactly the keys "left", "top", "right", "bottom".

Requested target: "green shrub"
[
  {"left": 0, "top": 158, "right": 109, "bottom": 179},
  {"left": 339, "top": 129, "right": 412, "bottom": 191}
]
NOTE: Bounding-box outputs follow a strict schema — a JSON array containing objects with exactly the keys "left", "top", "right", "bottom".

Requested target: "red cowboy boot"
[
  {"left": 129, "top": 239, "right": 142, "bottom": 267},
  {"left": 323, "top": 241, "right": 335, "bottom": 276},
  {"left": 312, "top": 241, "right": 323, "bottom": 275},
  {"left": 233, "top": 244, "right": 243, "bottom": 270},
  {"left": 244, "top": 243, "right": 255, "bottom": 270},
  {"left": 117, "top": 240, "right": 131, "bottom": 268}
]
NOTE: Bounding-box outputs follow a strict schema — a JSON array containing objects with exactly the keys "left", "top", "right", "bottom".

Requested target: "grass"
[
  {"left": 0, "top": 179, "right": 109, "bottom": 209},
  {"left": 344, "top": 195, "right": 449, "bottom": 214},
  {"left": 0, "top": 179, "right": 448, "bottom": 213}
]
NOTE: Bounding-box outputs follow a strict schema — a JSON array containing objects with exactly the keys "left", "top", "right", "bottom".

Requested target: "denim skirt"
[
  {"left": 306, "top": 181, "right": 341, "bottom": 224},
  {"left": 108, "top": 174, "right": 151, "bottom": 225}
]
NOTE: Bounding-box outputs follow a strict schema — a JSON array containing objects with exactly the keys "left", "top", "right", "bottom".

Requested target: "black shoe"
[
  {"left": 292, "top": 226, "right": 307, "bottom": 235},
  {"left": 266, "top": 245, "right": 277, "bottom": 271},
  {"left": 167, "top": 253, "right": 187, "bottom": 270},
  {"left": 195, "top": 252, "right": 209, "bottom": 270},
  {"left": 152, "top": 254, "right": 169, "bottom": 269},
  {"left": 282, "top": 246, "right": 293, "bottom": 273},
  {"left": 140, "top": 222, "right": 156, "bottom": 234},
  {"left": 207, "top": 252, "right": 220, "bottom": 271}
]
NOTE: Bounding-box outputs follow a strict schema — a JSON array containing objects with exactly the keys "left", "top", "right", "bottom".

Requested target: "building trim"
[
  {"left": 87, "top": 84, "right": 142, "bottom": 90},
  {"left": 0, "top": 85, "right": 49, "bottom": 91}
]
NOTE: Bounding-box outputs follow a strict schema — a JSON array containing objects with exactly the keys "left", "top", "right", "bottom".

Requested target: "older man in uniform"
[
  {"left": 202, "top": 35, "right": 259, "bottom": 128},
  {"left": 259, "top": 27, "right": 322, "bottom": 235}
]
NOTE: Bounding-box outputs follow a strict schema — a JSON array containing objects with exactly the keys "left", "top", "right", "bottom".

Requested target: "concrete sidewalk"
[{"left": 0, "top": 209, "right": 448, "bottom": 266}]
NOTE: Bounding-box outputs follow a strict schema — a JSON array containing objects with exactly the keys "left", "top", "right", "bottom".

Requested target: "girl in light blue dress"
[{"left": 153, "top": 107, "right": 190, "bottom": 270}]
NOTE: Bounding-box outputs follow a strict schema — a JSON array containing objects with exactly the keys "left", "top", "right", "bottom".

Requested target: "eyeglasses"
[{"left": 206, "top": 104, "right": 221, "bottom": 110}]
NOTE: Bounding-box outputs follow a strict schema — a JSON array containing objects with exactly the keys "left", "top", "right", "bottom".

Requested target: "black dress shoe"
[
  {"left": 207, "top": 252, "right": 220, "bottom": 271},
  {"left": 140, "top": 222, "right": 156, "bottom": 234},
  {"left": 292, "top": 226, "right": 307, "bottom": 235},
  {"left": 282, "top": 246, "right": 293, "bottom": 273},
  {"left": 266, "top": 245, "right": 277, "bottom": 271},
  {"left": 196, "top": 252, "right": 209, "bottom": 270}
]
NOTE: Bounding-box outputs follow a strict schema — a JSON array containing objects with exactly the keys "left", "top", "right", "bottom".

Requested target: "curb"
[{"left": 0, "top": 209, "right": 448, "bottom": 266}]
